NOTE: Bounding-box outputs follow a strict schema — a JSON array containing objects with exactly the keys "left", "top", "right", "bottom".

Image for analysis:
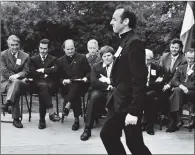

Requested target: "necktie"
[
  {"left": 12, "top": 53, "right": 17, "bottom": 62},
  {"left": 185, "top": 64, "right": 192, "bottom": 82},
  {"left": 170, "top": 57, "right": 176, "bottom": 72},
  {"left": 42, "top": 56, "right": 46, "bottom": 64}
]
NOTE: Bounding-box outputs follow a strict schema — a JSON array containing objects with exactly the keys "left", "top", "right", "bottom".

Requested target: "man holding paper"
[{"left": 1, "top": 35, "right": 29, "bottom": 128}]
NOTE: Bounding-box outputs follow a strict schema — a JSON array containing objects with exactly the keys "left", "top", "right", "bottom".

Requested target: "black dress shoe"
[
  {"left": 49, "top": 112, "right": 61, "bottom": 122},
  {"left": 38, "top": 120, "right": 46, "bottom": 129},
  {"left": 146, "top": 125, "right": 154, "bottom": 135},
  {"left": 13, "top": 119, "right": 23, "bottom": 128},
  {"left": 166, "top": 124, "right": 179, "bottom": 132},
  {"left": 63, "top": 108, "right": 69, "bottom": 116},
  {"left": 80, "top": 128, "right": 91, "bottom": 141},
  {"left": 1, "top": 101, "right": 12, "bottom": 113},
  {"left": 72, "top": 122, "right": 80, "bottom": 131}
]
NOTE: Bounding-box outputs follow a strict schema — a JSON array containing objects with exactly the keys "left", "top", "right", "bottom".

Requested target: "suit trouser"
[
  {"left": 61, "top": 83, "right": 89, "bottom": 117},
  {"left": 33, "top": 79, "right": 57, "bottom": 120},
  {"left": 5, "top": 79, "right": 29, "bottom": 119},
  {"left": 144, "top": 90, "right": 157, "bottom": 125},
  {"left": 169, "top": 87, "right": 195, "bottom": 112},
  {"left": 100, "top": 108, "right": 152, "bottom": 155},
  {"left": 85, "top": 90, "right": 107, "bottom": 129},
  {"left": 158, "top": 89, "right": 172, "bottom": 116}
]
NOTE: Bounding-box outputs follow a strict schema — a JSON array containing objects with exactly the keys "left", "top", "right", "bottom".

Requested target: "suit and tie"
[
  {"left": 57, "top": 52, "right": 91, "bottom": 117},
  {"left": 1, "top": 49, "right": 29, "bottom": 119},
  {"left": 159, "top": 52, "right": 187, "bottom": 115},
  {"left": 169, "top": 63, "right": 195, "bottom": 112},
  {"left": 160, "top": 52, "right": 187, "bottom": 85},
  {"left": 100, "top": 30, "right": 151, "bottom": 155},
  {"left": 144, "top": 63, "right": 162, "bottom": 127},
  {"left": 86, "top": 53, "right": 102, "bottom": 67},
  {"left": 29, "top": 54, "right": 59, "bottom": 120},
  {"left": 85, "top": 61, "right": 112, "bottom": 129}
]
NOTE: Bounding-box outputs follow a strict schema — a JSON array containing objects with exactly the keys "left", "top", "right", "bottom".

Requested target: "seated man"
[
  {"left": 86, "top": 39, "right": 101, "bottom": 67},
  {"left": 28, "top": 39, "right": 60, "bottom": 129},
  {"left": 1, "top": 35, "right": 29, "bottom": 128},
  {"left": 57, "top": 39, "right": 91, "bottom": 131},
  {"left": 156, "top": 38, "right": 187, "bottom": 122},
  {"left": 80, "top": 45, "right": 114, "bottom": 141},
  {"left": 143, "top": 49, "right": 162, "bottom": 135},
  {"left": 168, "top": 48, "right": 195, "bottom": 132}
]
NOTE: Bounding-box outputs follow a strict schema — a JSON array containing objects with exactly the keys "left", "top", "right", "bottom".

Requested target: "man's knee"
[
  {"left": 173, "top": 87, "right": 183, "bottom": 94},
  {"left": 36, "top": 82, "right": 49, "bottom": 92},
  {"left": 90, "top": 91, "right": 101, "bottom": 101}
]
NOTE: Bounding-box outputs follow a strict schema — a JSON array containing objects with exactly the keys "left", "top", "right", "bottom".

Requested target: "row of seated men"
[
  {"left": 81, "top": 39, "right": 195, "bottom": 141},
  {"left": 1, "top": 35, "right": 195, "bottom": 140}
]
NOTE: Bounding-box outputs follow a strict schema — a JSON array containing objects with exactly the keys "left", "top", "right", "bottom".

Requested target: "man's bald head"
[{"left": 62, "top": 39, "right": 75, "bottom": 57}]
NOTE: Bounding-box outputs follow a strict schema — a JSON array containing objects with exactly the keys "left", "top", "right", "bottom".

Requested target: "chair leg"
[
  {"left": 82, "top": 97, "right": 86, "bottom": 122},
  {"left": 25, "top": 94, "right": 30, "bottom": 122},
  {"left": 1, "top": 95, "right": 5, "bottom": 116},
  {"left": 20, "top": 96, "right": 23, "bottom": 121},
  {"left": 29, "top": 94, "right": 32, "bottom": 122},
  {"left": 56, "top": 94, "right": 59, "bottom": 116}
]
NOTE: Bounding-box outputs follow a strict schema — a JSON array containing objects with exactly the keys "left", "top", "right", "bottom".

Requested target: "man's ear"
[{"left": 123, "top": 18, "right": 129, "bottom": 26}]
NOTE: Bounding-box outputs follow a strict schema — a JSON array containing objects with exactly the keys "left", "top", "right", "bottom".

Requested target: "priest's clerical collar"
[{"left": 119, "top": 29, "right": 133, "bottom": 39}]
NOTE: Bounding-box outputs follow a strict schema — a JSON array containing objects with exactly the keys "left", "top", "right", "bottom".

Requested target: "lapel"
[
  {"left": 111, "top": 30, "right": 135, "bottom": 75},
  {"left": 7, "top": 49, "right": 16, "bottom": 66},
  {"left": 172, "top": 54, "right": 182, "bottom": 71},
  {"left": 44, "top": 55, "right": 52, "bottom": 67},
  {"left": 37, "top": 55, "right": 44, "bottom": 67},
  {"left": 100, "top": 62, "right": 108, "bottom": 77},
  {"left": 14, "top": 51, "right": 23, "bottom": 70},
  {"left": 89, "top": 55, "right": 97, "bottom": 62},
  {"left": 165, "top": 53, "right": 172, "bottom": 71}
]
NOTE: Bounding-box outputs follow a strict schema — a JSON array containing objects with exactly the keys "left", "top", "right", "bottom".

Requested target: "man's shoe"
[
  {"left": 1, "top": 101, "right": 12, "bottom": 113},
  {"left": 146, "top": 125, "right": 154, "bottom": 135},
  {"left": 38, "top": 120, "right": 46, "bottom": 129},
  {"left": 63, "top": 108, "right": 69, "bottom": 116},
  {"left": 80, "top": 128, "right": 91, "bottom": 141},
  {"left": 166, "top": 124, "right": 179, "bottom": 132},
  {"left": 13, "top": 119, "right": 23, "bottom": 128},
  {"left": 49, "top": 112, "right": 61, "bottom": 122},
  {"left": 72, "top": 122, "right": 80, "bottom": 131}
]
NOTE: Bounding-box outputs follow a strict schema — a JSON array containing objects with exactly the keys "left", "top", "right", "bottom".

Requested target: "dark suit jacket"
[
  {"left": 57, "top": 52, "right": 91, "bottom": 83},
  {"left": 28, "top": 54, "right": 58, "bottom": 82},
  {"left": 107, "top": 30, "right": 147, "bottom": 116},
  {"left": 147, "top": 63, "right": 162, "bottom": 89},
  {"left": 91, "top": 62, "right": 109, "bottom": 91},
  {"left": 1, "top": 49, "right": 29, "bottom": 92},
  {"left": 159, "top": 52, "right": 187, "bottom": 85},
  {"left": 171, "top": 64, "right": 195, "bottom": 90},
  {"left": 86, "top": 54, "right": 102, "bottom": 67}
]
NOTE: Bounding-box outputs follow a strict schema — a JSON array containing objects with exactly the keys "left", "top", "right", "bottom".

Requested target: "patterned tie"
[
  {"left": 42, "top": 56, "right": 46, "bottom": 64},
  {"left": 12, "top": 53, "right": 17, "bottom": 62}
]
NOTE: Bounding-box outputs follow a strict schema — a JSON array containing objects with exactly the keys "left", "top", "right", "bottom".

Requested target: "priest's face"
[{"left": 64, "top": 40, "right": 75, "bottom": 57}]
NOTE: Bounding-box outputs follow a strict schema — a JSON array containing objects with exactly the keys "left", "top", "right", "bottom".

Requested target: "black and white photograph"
[{"left": 1, "top": 1, "right": 194, "bottom": 154}]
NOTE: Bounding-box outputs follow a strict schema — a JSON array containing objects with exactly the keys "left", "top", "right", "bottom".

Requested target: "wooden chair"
[
  {"left": 179, "top": 100, "right": 194, "bottom": 132},
  {"left": 1, "top": 93, "right": 30, "bottom": 123},
  {"left": 29, "top": 92, "right": 59, "bottom": 122}
]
